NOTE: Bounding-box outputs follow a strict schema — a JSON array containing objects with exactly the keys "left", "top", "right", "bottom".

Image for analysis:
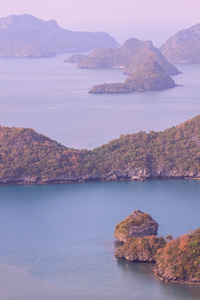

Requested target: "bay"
[{"left": 0, "top": 180, "right": 200, "bottom": 300}]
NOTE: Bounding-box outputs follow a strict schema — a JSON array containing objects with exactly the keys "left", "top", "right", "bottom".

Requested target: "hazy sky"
[{"left": 1, "top": 0, "right": 200, "bottom": 46}]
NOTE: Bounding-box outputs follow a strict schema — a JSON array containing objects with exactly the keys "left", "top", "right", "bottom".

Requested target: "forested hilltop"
[{"left": 0, "top": 115, "right": 200, "bottom": 184}]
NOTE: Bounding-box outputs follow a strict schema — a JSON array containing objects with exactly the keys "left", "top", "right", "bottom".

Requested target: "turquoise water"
[
  {"left": 0, "top": 54, "right": 200, "bottom": 149},
  {"left": 0, "top": 180, "right": 200, "bottom": 299},
  {"left": 0, "top": 55, "right": 200, "bottom": 299}
]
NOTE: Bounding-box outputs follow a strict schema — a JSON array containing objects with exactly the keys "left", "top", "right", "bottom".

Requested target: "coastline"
[{"left": 0, "top": 175, "right": 200, "bottom": 186}]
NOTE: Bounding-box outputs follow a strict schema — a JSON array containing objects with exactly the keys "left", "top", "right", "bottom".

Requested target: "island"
[
  {"left": 0, "top": 115, "right": 200, "bottom": 184},
  {"left": 75, "top": 38, "right": 179, "bottom": 76},
  {"left": 0, "top": 14, "right": 119, "bottom": 58},
  {"left": 89, "top": 58, "right": 177, "bottom": 93},
  {"left": 114, "top": 210, "right": 200, "bottom": 284},
  {"left": 160, "top": 23, "right": 200, "bottom": 63}
]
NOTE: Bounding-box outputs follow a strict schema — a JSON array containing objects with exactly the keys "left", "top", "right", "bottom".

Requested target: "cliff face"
[
  {"left": 77, "top": 38, "right": 179, "bottom": 75},
  {"left": 114, "top": 210, "right": 158, "bottom": 243},
  {"left": 160, "top": 23, "right": 200, "bottom": 63},
  {"left": 89, "top": 58, "right": 177, "bottom": 93},
  {"left": 0, "top": 14, "right": 119, "bottom": 58}
]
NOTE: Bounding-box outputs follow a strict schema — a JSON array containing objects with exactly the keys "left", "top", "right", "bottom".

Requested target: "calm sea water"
[
  {"left": 0, "top": 181, "right": 200, "bottom": 300},
  {"left": 0, "top": 55, "right": 200, "bottom": 299}
]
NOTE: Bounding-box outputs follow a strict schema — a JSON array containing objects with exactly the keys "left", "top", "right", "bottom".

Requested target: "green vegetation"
[
  {"left": 114, "top": 211, "right": 158, "bottom": 238},
  {"left": 156, "top": 228, "right": 200, "bottom": 283},
  {"left": 0, "top": 115, "right": 200, "bottom": 183}
]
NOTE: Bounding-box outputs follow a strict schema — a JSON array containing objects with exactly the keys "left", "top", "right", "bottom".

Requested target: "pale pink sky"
[{"left": 1, "top": 0, "right": 200, "bottom": 46}]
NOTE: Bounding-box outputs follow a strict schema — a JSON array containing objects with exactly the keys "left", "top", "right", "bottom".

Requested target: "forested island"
[
  {"left": 0, "top": 14, "right": 119, "bottom": 57},
  {"left": 0, "top": 115, "right": 200, "bottom": 184},
  {"left": 114, "top": 210, "right": 200, "bottom": 284}
]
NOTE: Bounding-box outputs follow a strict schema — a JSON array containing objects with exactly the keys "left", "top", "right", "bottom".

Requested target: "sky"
[{"left": 1, "top": 0, "right": 200, "bottom": 46}]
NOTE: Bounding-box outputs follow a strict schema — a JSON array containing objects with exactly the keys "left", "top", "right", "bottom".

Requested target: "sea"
[{"left": 0, "top": 53, "right": 200, "bottom": 299}]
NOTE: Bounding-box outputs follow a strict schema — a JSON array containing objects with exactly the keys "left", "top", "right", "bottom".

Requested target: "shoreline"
[{"left": 0, "top": 176, "right": 200, "bottom": 186}]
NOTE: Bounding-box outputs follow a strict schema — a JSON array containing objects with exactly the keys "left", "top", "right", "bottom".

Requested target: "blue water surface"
[{"left": 0, "top": 181, "right": 199, "bottom": 299}]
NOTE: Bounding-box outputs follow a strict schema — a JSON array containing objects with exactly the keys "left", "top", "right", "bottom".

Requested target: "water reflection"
[{"left": 116, "top": 257, "right": 200, "bottom": 299}]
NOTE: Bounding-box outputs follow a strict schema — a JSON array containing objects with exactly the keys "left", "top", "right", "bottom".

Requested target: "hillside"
[
  {"left": 155, "top": 228, "right": 200, "bottom": 283},
  {"left": 0, "top": 14, "right": 119, "bottom": 58},
  {"left": 76, "top": 38, "right": 179, "bottom": 75},
  {"left": 89, "top": 58, "right": 177, "bottom": 93},
  {"left": 160, "top": 23, "right": 200, "bottom": 63},
  {"left": 0, "top": 115, "right": 200, "bottom": 184}
]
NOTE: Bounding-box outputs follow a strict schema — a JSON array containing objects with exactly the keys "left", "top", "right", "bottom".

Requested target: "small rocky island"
[
  {"left": 89, "top": 58, "right": 177, "bottom": 93},
  {"left": 114, "top": 210, "right": 200, "bottom": 284}
]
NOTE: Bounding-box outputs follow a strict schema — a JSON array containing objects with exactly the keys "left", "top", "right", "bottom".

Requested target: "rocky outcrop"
[
  {"left": 160, "top": 23, "right": 200, "bottom": 63},
  {"left": 77, "top": 38, "right": 180, "bottom": 75},
  {"left": 89, "top": 58, "right": 177, "bottom": 93},
  {"left": 114, "top": 210, "right": 158, "bottom": 243},
  {"left": 0, "top": 14, "right": 119, "bottom": 58},
  {"left": 115, "top": 236, "right": 166, "bottom": 263}
]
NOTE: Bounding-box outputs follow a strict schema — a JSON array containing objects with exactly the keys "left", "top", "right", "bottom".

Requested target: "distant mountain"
[
  {"left": 0, "top": 14, "right": 119, "bottom": 58},
  {"left": 76, "top": 38, "right": 180, "bottom": 75},
  {"left": 89, "top": 58, "right": 177, "bottom": 93},
  {"left": 160, "top": 23, "right": 200, "bottom": 63},
  {"left": 0, "top": 115, "right": 200, "bottom": 184}
]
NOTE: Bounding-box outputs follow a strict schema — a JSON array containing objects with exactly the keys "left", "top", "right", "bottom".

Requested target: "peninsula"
[
  {"left": 114, "top": 211, "right": 200, "bottom": 284},
  {"left": 0, "top": 115, "right": 200, "bottom": 184},
  {"left": 0, "top": 14, "right": 119, "bottom": 58}
]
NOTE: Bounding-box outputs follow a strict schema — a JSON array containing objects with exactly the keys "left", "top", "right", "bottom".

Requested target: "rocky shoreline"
[{"left": 0, "top": 173, "right": 200, "bottom": 185}]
